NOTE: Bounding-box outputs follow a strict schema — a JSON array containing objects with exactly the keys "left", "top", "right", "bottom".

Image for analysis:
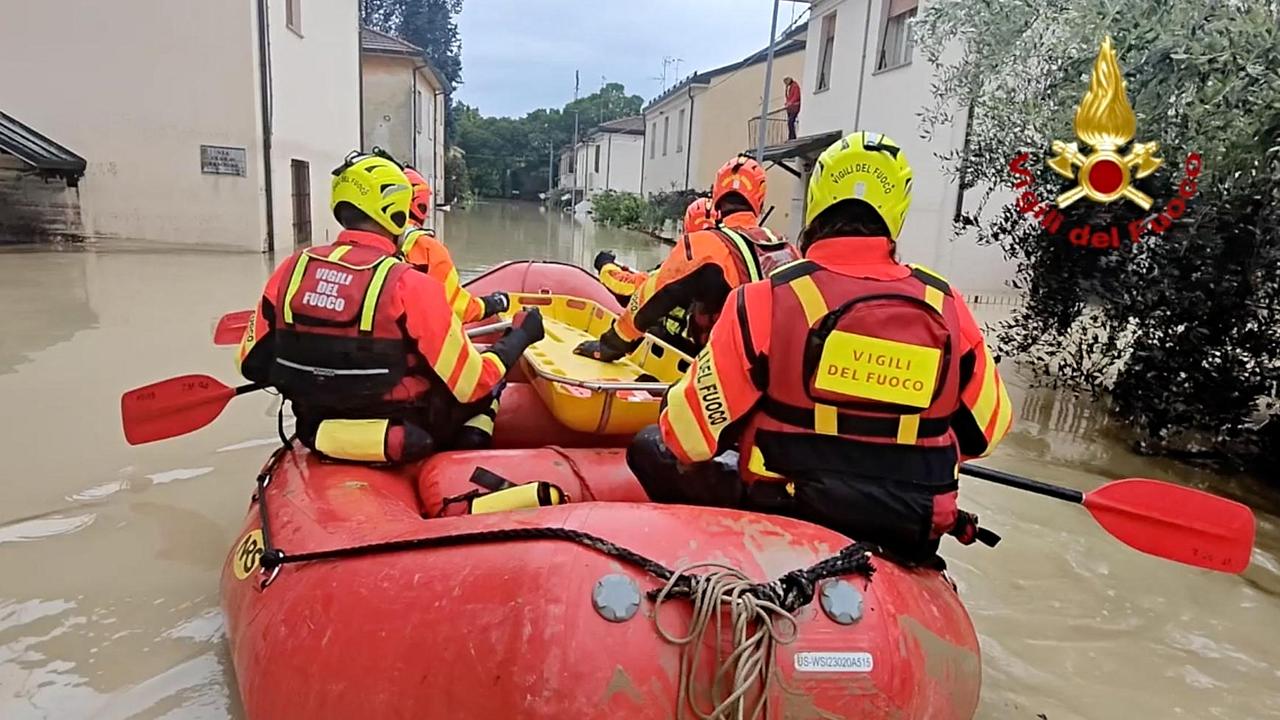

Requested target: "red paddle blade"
[
  {"left": 121, "top": 374, "right": 238, "bottom": 445},
  {"left": 214, "top": 310, "right": 254, "bottom": 346},
  {"left": 1083, "top": 478, "right": 1256, "bottom": 574}
]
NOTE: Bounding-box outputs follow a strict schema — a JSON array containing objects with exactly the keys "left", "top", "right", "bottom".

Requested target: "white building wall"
[
  {"left": 642, "top": 88, "right": 704, "bottom": 195},
  {"left": 599, "top": 134, "right": 644, "bottom": 194},
  {"left": 0, "top": 0, "right": 262, "bottom": 249},
  {"left": 575, "top": 133, "right": 644, "bottom": 197},
  {"left": 798, "top": 0, "right": 1016, "bottom": 292},
  {"left": 267, "top": 0, "right": 361, "bottom": 250}
]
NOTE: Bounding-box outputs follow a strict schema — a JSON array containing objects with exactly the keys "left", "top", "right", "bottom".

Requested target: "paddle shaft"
[{"left": 960, "top": 464, "right": 1084, "bottom": 504}]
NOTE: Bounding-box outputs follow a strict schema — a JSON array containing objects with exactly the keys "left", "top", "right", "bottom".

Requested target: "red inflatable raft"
[{"left": 219, "top": 260, "right": 982, "bottom": 718}]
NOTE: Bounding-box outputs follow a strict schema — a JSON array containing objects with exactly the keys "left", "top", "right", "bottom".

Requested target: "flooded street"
[{"left": 1, "top": 200, "right": 1278, "bottom": 719}]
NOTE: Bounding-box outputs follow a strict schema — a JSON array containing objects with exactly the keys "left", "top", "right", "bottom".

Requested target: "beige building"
[
  {"left": 641, "top": 26, "right": 806, "bottom": 237},
  {"left": 361, "top": 27, "right": 449, "bottom": 212},
  {"left": 0, "top": 0, "right": 362, "bottom": 252},
  {"left": 768, "top": 0, "right": 1016, "bottom": 292}
]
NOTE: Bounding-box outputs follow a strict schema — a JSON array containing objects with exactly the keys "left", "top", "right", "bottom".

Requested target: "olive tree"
[{"left": 914, "top": 0, "right": 1280, "bottom": 460}]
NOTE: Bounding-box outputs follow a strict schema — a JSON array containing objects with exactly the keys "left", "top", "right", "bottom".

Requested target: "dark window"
[
  {"left": 816, "top": 11, "right": 837, "bottom": 91},
  {"left": 594, "top": 144, "right": 601, "bottom": 172},
  {"left": 877, "top": 0, "right": 918, "bottom": 71},
  {"left": 286, "top": 0, "right": 302, "bottom": 35},
  {"left": 291, "top": 160, "right": 312, "bottom": 248}
]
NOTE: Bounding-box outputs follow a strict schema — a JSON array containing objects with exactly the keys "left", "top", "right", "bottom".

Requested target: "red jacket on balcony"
[{"left": 784, "top": 78, "right": 801, "bottom": 115}]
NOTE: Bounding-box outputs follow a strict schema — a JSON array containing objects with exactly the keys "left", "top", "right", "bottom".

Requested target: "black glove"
[
  {"left": 950, "top": 510, "right": 1001, "bottom": 548},
  {"left": 488, "top": 308, "right": 545, "bottom": 370},
  {"left": 573, "top": 328, "right": 634, "bottom": 363},
  {"left": 510, "top": 308, "right": 545, "bottom": 344},
  {"left": 593, "top": 250, "right": 618, "bottom": 272},
  {"left": 480, "top": 291, "right": 510, "bottom": 318}
]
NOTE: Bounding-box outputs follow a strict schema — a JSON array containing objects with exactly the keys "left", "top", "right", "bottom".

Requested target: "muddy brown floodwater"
[{"left": 1, "top": 200, "right": 1278, "bottom": 719}]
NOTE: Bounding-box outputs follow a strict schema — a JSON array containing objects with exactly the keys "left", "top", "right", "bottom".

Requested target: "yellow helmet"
[
  {"left": 805, "top": 131, "right": 913, "bottom": 239},
  {"left": 330, "top": 149, "right": 412, "bottom": 235}
]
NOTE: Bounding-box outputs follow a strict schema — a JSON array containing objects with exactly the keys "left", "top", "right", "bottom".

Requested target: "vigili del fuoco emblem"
[{"left": 1045, "top": 36, "right": 1163, "bottom": 210}]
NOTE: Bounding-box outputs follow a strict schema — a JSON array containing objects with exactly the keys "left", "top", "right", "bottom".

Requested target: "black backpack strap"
[{"left": 908, "top": 264, "right": 953, "bottom": 296}]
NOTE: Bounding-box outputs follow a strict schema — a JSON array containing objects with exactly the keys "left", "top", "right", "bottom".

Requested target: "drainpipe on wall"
[
  {"left": 256, "top": 0, "right": 275, "bottom": 252},
  {"left": 433, "top": 88, "right": 445, "bottom": 205},
  {"left": 357, "top": 6, "right": 364, "bottom": 146},
  {"left": 683, "top": 87, "right": 695, "bottom": 189},
  {"left": 639, "top": 110, "right": 648, "bottom": 195},
  {"left": 605, "top": 133, "right": 613, "bottom": 190}
]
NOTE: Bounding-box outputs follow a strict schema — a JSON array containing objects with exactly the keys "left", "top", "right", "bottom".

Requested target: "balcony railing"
[{"left": 746, "top": 110, "right": 790, "bottom": 149}]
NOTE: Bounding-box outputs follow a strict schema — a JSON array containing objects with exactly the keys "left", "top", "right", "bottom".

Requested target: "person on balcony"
[{"left": 784, "top": 77, "right": 801, "bottom": 140}]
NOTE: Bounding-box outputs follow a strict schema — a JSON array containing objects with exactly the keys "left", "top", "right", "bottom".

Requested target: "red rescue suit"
[{"left": 655, "top": 236, "right": 1012, "bottom": 562}]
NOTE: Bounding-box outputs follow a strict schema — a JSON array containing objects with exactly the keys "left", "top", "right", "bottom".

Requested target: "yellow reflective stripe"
[
  {"left": 281, "top": 254, "right": 312, "bottom": 326},
  {"left": 718, "top": 227, "right": 762, "bottom": 282},
  {"left": 434, "top": 321, "right": 465, "bottom": 381},
  {"left": 314, "top": 419, "right": 389, "bottom": 463},
  {"left": 769, "top": 258, "right": 807, "bottom": 278},
  {"left": 971, "top": 345, "right": 999, "bottom": 429},
  {"left": 814, "top": 403, "right": 838, "bottom": 435},
  {"left": 990, "top": 381, "right": 1013, "bottom": 445},
  {"left": 329, "top": 245, "right": 352, "bottom": 262},
  {"left": 896, "top": 414, "right": 920, "bottom": 444},
  {"left": 664, "top": 376, "right": 714, "bottom": 461},
  {"left": 401, "top": 230, "right": 422, "bottom": 257},
  {"left": 481, "top": 352, "right": 507, "bottom": 378},
  {"left": 789, "top": 275, "right": 828, "bottom": 326},
  {"left": 748, "top": 446, "right": 785, "bottom": 478},
  {"left": 463, "top": 412, "right": 495, "bottom": 435},
  {"left": 924, "top": 286, "right": 945, "bottom": 313},
  {"left": 453, "top": 347, "right": 484, "bottom": 399},
  {"left": 359, "top": 258, "right": 398, "bottom": 333}
]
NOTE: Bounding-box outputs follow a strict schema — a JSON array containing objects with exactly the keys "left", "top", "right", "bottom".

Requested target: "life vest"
[
  {"left": 398, "top": 228, "right": 436, "bottom": 270},
  {"left": 712, "top": 225, "right": 800, "bottom": 284},
  {"left": 738, "top": 259, "right": 964, "bottom": 484},
  {"left": 270, "top": 243, "right": 422, "bottom": 416},
  {"left": 686, "top": 225, "right": 800, "bottom": 344}
]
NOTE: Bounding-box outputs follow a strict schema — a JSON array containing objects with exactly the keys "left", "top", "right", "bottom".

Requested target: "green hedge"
[{"left": 592, "top": 189, "right": 704, "bottom": 233}]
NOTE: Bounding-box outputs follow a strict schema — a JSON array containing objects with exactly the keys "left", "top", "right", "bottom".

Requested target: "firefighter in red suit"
[
  {"left": 628, "top": 132, "right": 1012, "bottom": 564},
  {"left": 238, "top": 150, "right": 543, "bottom": 463}
]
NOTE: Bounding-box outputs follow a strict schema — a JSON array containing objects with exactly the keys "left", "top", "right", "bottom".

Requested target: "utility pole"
[
  {"left": 572, "top": 70, "right": 580, "bottom": 206},
  {"left": 755, "top": 0, "right": 782, "bottom": 163},
  {"left": 547, "top": 144, "right": 554, "bottom": 196},
  {"left": 599, "top": 75, "right": 607, "bottom": 123}
]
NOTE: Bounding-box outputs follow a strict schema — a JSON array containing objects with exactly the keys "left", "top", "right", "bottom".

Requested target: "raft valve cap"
[
  {"left": 592, "top": 574, "right": 641, "bottom": 622},
  {"left": 820, "top": 580, "right": 864, "bottom": 625}
]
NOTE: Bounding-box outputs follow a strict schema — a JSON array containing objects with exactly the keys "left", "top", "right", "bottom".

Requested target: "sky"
[{"left": 455, "top": 0, "right": 812, "bottom": 118}]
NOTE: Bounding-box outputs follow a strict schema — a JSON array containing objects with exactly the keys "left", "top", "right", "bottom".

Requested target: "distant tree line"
[{"left": 454, "top": 83, "right": 645, "bottom": 199}]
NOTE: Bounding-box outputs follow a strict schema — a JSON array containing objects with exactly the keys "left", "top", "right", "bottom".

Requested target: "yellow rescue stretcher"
[{"left": 501, "top": 293, "right": 692, "bottom": 435}]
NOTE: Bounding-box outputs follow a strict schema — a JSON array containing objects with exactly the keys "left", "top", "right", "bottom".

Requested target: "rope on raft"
[{"left": 251, "top": 441, "right": 876, "bottom": 719}]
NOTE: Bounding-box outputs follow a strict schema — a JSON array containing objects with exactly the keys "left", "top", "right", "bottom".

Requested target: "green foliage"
[
  {"left": 443, "top": 150, "right": 471, "bottom": 204},
  {"left": 591, "top": 191, "right": 648, "bottom": 229},
  {"left": 454, "top": 83, "right": 645, "bottom": 198},
  {"left": 915, "top": 0, "right": 1280, "bottom": 459},
  {"left": 361, "top": 0, "right": 463, "bottom": 88},
  {"left": 591, "top": 189, "right": 703, "bottom": 233}
]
